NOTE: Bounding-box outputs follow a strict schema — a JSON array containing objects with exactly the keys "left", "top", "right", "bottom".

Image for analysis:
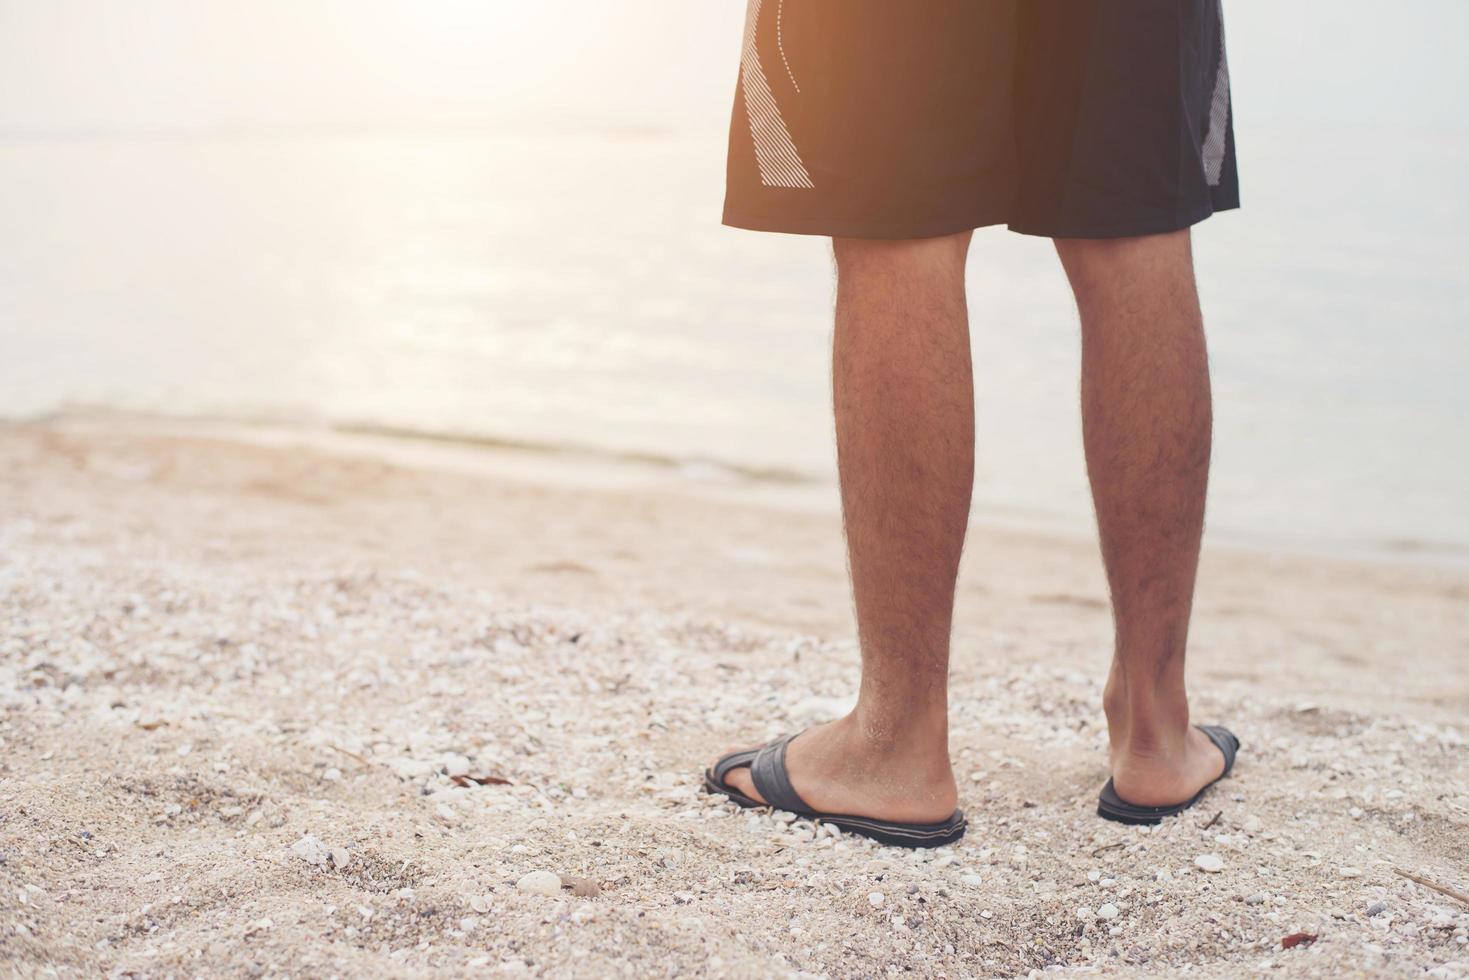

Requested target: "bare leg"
[
  {"left": 1055, "top": 229, "right": 1226, "bottom": 806},
  {"left": 715, "top": 231, "right": 973, "bottom": 823}
]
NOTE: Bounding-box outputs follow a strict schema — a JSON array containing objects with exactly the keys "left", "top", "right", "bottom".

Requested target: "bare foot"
[
  {"left": 711, "top": 714, "right": 958, "bottom": 824},
  {"left": 1108, "top": 725, "right": 1226, "bottom": 807}
]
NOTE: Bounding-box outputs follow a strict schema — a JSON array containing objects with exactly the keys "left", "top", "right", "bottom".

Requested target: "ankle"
[
  {"left": 1106, "top": 695, "right": 1192, "bottom": 757},
  {"left": 846, "top": 702, "right": 947, "bottom": 750},
  {"left": 1103, "top": 660, "right": 1190, "bottom": 739},
  {"left": 1113, "top": 726, "right": 1192, "bottom": 764},
  {"left": 826, "top": 711, "right": 951, "bottom": 782}
]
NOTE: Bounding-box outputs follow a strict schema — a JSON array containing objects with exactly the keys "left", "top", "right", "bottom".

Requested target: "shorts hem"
[
  {"left": 1007, "top": 200, "right": 1240, "bottom": 240},
  {"left": 722, "top": 205, "right": 1011, "bottom": 242}
]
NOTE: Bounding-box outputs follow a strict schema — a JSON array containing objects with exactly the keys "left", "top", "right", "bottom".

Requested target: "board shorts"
[{"left": 723, "top": 0, "right": 1240, "bottom": 241}]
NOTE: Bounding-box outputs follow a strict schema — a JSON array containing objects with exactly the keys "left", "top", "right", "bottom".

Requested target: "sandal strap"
[
  {"left": 1195, "top": 724, "right": 1240, "bottom": 778},
  {"left": 749, "top": 733, "right": 811, "bottom": 814}
]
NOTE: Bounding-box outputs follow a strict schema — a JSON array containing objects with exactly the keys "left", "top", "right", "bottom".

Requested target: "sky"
[{"left": 1, "top": 1, "right": 1466, "bottom": 136}]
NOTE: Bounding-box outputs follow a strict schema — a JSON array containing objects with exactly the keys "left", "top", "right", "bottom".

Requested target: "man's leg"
[
  {"left": 1055, "top": 229, "right": 1226, "bottom": 807},
  {"left": 717, "top": 231, "right": 973, "bottom": 823}
]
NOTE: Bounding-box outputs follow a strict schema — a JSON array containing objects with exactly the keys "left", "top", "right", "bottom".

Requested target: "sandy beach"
[{"left": 2, "top": 413, "right": 1467, "bottom": 978}]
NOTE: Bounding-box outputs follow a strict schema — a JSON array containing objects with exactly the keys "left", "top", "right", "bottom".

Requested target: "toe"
[
  {"left": 721, "top": 766, "right": 767, "bottom": 805},
  {"left": 710, "top": 744, "right": 768, "bottom": 805}
]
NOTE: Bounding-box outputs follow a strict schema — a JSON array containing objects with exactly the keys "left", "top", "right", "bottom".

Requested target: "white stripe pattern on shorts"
[
  {"left": 740, "top": 0, "right": 814, "bottom": 189},
  {"left": 1201, "top": 0, "right": 1231, "bottom": 187}
]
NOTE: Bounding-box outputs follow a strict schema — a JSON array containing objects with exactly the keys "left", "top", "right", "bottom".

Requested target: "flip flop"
[
  {"left": 1096, "top": 724, "right": 1241, "bottom": 825},
  {"left": 703, "top": 732, "right": 967, "bottom": 849}
]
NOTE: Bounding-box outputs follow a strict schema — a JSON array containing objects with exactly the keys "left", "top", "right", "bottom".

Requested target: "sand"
[{"left": 2, "top": 413, "right": 1467, "bottom": 978}]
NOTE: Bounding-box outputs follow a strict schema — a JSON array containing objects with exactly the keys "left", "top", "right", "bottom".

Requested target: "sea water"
[{"left": 1, "top": 2, "right": 1465, "bottom": 560}]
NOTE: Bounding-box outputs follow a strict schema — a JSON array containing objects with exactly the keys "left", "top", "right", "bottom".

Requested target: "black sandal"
[
  {"left": 703, "top": 732, "right": 967, "bottom": 849},
  {"left": 1096, "top": 724, "right": 1241, "bottom": 825}
]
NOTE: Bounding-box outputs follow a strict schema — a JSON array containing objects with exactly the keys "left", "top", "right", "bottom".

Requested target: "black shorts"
[{"left": 723, "top": 0, "right": 1240, "bottom": 241}]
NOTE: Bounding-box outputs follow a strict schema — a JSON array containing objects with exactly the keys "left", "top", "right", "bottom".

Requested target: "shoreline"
[{"left": 12, "top": 407, "right": 1468, "bottom": 572}]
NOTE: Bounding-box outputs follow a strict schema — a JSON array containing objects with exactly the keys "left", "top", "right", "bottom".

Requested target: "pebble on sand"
[
  {"left": 290, "top": 834, "right": 330, "bottom": 867},
  {"left": 516, "top": 871, "right": 563, "bottom": 897},
  {"left": 1194, "top": 854, "right": 1225, "bottom": 873},
  {"left": 1338, "top": 867, "right": 1363, "bottom": 878},
  {"left": 1097, "top": 903, "right": 1120, "bottom": 920},
  {"left": 867, "top": 892, "right": 885, "bottom": 908}
]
